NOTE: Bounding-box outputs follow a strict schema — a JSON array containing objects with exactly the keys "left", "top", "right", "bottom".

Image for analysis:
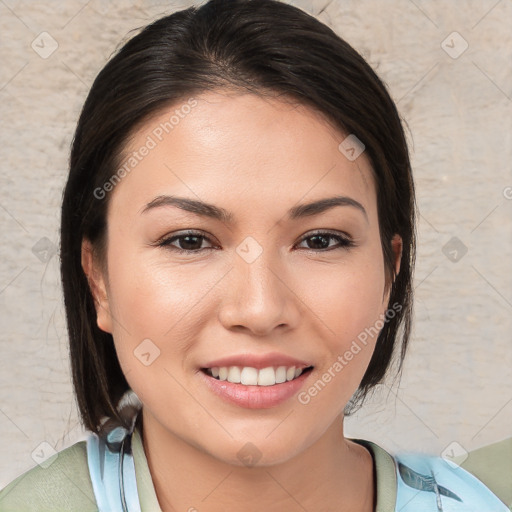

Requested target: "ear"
[
  {"left": 81, "top": 238, "right": 113, "bottom": 334},
  {"left": 382, "top": 234, "right": 403, "bottom": 306}
]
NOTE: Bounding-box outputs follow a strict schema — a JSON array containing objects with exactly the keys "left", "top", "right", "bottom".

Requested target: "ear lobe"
[{"left": 81, "top": 238, "right": 113, "bottom": 334}]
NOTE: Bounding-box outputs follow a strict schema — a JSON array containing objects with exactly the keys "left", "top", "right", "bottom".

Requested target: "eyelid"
[{"left": 299, "top": 228, "right": 352, "bottom": 240}]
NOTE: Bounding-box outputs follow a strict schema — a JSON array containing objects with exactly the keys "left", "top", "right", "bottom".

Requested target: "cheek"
[
  {"left": 293, "top": 258, "right": 387, "bottom": 418},
  {"left": 298, "top": 249, "right": 387, "bottom": 339},
  {"left": 297, "top": 249, "right": 387, "bottom": 394},
  {"left": 103, "top": 242, "right": 212, "bottom": 363},
  {"left": 103, "top": 249, "right": 213, "bottom": 409}
]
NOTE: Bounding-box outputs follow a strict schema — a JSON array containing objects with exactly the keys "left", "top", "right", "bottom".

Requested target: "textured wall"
[{"left": 1, "top": 0, "right": 511, "bottom": 487}]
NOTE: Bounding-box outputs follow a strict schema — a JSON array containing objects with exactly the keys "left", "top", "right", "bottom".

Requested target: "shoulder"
[
  {"left": 0, "top": 439, "right": 98, "bottom": 512},
  {"left": 394, "top": 440, "right": 511, "bottom": 511},
  {"left": 357, "top": 437, "right": 511, "bottom": 512},
  {"left": 460, "top": 436, "right": 512, "bottom": 507}
]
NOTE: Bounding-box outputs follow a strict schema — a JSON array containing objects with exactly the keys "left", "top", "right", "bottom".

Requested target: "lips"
[
  {"left": 199, "top": 366, "right": 314, "bottom": 409},
  {"left": 201, "top": 351, "right": 312, "bottom": 370},
  {"left": 197, "top": 351, "right": 315, "bottom": 408}
]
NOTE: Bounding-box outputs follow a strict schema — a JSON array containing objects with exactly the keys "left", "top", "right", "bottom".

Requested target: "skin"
[{"left": 82, "top": 90, "right": 402, "bottom": 512}]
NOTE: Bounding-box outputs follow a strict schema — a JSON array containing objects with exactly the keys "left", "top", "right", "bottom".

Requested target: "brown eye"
[
  {"left": 157, "top": 231, "right": 216, "bottom": 254},
  {"left": 296, "top": 231, "right": 355, "bottom": 251}
]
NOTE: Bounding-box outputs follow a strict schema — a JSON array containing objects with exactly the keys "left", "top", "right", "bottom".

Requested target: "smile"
[
  {"left": 199, "top": 365, "right": 315, "bottom": 409},
  {"left": 202, "top": 365, "right": 314, "bottom": 386}
]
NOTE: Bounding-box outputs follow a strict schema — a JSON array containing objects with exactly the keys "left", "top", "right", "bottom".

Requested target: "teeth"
[
  {"left": 257, "top": 367, "right": 275, "bottom": 386},
  {"left": 206, "top": 365, "right": 306, "bottom": 386},
  {"left": 228, "top": 366, "right": 241, "bottom": 383},
  {"left": 275, "top": 366, "right": 287, "bottom": 384},
  {"left": 241, "top": 367, "right": 258, "bottom": 385}
]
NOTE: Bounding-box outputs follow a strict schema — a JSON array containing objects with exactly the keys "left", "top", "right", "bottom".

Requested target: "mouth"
[{"left": 201, "top": 365, "right": 314, "bottom": 386}]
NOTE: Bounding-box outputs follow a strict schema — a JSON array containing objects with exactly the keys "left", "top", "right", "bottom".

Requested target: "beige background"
[{"left": 1, "top": 0, "right": 511, "bottom": 487}]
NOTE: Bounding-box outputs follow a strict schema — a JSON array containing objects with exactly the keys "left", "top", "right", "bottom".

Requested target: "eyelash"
[{"left": 155, "top": 230, "right": 355, "bottom": 254}]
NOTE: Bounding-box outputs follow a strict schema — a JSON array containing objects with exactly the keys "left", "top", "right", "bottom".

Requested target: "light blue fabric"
[
  {"left": 86, "top": 431, "right": 142, "bottom": 512},
  {"left": 394, "top": 452, "right": 509, "bottom": 511},
  {"left": 86, "top": 428, "right": 507, "bottom": 512}
]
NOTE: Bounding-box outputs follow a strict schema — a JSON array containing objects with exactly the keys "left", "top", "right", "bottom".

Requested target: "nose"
[{"left": 217, "top": 248, "right": 301, "bottom": 336}]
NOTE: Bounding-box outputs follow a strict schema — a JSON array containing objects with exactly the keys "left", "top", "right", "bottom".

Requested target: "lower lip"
[{"left": 198, "top": 369, "right": 313, "bottom": 409}]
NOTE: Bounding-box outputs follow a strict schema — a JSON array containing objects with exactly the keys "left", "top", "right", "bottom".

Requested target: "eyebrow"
[{"left": 140, "top": 194, "right": 368, "bottom": 224}]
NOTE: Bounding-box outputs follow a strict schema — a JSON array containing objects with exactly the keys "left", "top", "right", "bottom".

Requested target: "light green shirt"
[{"left": 1, "top": 429, "right": 510, "bottom": 511}]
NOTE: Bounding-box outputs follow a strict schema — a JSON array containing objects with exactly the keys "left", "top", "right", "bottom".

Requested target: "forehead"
[{"left": 110, "top": 90, "right": 376, "bottom": 221}]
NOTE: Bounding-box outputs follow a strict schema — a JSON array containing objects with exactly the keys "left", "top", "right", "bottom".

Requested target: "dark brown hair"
[{"left": 60, "top": 0, "right": 416, "bottom": 435}]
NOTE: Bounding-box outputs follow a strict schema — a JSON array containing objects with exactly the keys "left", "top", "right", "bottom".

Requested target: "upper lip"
[{"left": 202, "top": 352, "right": 313, "bottom": 370}]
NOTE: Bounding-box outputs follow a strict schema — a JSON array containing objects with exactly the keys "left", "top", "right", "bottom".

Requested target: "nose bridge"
[
  {"left": 240, "top": 243, "right": 280, "bottom": 298},
  {"left": 218, "top": 238, "right": 299, "bottom": 334}
]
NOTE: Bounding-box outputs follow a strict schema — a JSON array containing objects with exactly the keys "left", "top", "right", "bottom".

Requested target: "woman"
[{"left": 0, "top": 0, "right": 509, "bottom": 510}]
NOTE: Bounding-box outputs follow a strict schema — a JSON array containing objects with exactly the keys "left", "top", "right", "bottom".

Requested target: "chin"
[{"left": 206, "top": 435, "right": 306, "bottom": 469}]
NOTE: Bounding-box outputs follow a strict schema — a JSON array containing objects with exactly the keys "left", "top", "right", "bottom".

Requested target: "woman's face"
[{"left": 83, "top": 90, "right": 401, "bottom": 466}]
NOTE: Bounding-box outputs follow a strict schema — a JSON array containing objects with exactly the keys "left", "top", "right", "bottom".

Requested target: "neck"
[{"left": 140, "top": 410, "right": 375, "bottom": 512}]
